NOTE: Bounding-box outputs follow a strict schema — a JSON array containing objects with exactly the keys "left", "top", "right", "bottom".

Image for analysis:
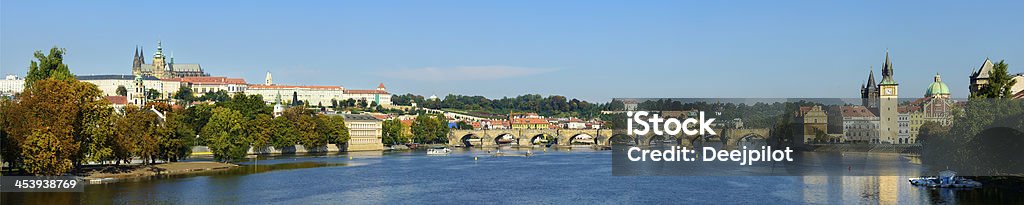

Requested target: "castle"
[{"left": 131, "top": 41, "right": 209, "bottom": 79}]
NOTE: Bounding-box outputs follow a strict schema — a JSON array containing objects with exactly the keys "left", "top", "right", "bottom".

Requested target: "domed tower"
[{"left": 925, "top": 73, "right": 951, "bottom": 99}]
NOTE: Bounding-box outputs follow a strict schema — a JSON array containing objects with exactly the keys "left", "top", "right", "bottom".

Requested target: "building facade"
[
  {"left": 78, "top": 74, "right": 182, "bottom": 99},
  {"left": 340, "top": 114, "right": 384, "bottom": 151},
  {"left": 841, "top": 106, "right": 879, "bottom": 143},
  {"left": 0, "top": 74, "right": 25, "bottom": 96},
  {"left": 797, "top": 105, "right": 829, "bottom": 143}
]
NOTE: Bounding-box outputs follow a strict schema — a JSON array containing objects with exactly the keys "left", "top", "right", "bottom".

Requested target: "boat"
[
  {"left": 909, "top": 170, "right": 982, "bottom": 188},
  {"left": 427, "top": 146, "right": 451, "bottom": 155}
]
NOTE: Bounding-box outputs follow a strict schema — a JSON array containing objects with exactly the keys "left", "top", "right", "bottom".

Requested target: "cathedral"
[{"left": 131, "top": 41, "right": 209, "bottom": 79}]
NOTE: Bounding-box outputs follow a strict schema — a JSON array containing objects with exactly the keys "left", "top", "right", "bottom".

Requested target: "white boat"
[
  {"left": 909, "top": 170, "right": 982, "bottom": 188},
  {"left": 427, "top": 146, "right": 451, "bottom": 155}
]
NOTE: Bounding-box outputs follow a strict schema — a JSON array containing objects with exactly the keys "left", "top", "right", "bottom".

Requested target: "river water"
[{"left": 3, "top": 148, "right": 1021, "bottom": 204}]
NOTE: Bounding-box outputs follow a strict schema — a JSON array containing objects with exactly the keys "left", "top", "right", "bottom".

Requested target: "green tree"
[
  {"left": 382, "top": 119, "right": 405, "bottom": 145},
  {"left": 183, "top": 104, "right": 215, "bottom": 144},
  {"left": 271, "top": 116, "right": 298, "bottom": 148},
  {"left": 146, "top": 88, "right": 161, "bottom": 100},
  {"left": 158, "top": 111, "right": 195, "bottom": 162},
  {"left": 202, "top": 107, "right": 250, "bottom": 162},
  {"left": 247, "top": 114, "right": 274, "bottom": 149},
  {"left": 173, "top": 85, "right": 195, "bottom": 103},
  {"left": 455, "top": 121, "right": 473, "bottom": 130},
  {"left": 25, "top": 47, "right": 75, "bottom": 88},
  {"left": 971, "top": 60, "right": 1018, "bottom": 99},
  {"left": 411, "top": 114, "right": 449, "bottom": 143},
  {"left": 116, "top": 85, "right": 128, "bottom": 96},
  {"left": 219, "top": 93, "right": 271, "bottom": 118},
  {"left": 317, "top": 115, "right": 349, "bottom": 145}
]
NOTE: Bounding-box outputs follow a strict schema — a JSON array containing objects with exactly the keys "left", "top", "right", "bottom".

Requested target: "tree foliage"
[
  {"left": 25, "top": 47, "right": 75, "bottom": 88},
  {"left": 411, "top": 114, "right": 449, "bottom": 144},
  {"left": 971, "top": 60, "right": 1018, "bottom": 99},
  {"left": 201, "top": 107, "right": 249, "bottom": 162}
]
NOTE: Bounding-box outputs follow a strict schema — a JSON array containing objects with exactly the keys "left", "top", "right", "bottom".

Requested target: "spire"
[
  {"left": 867, "top": 66, "right": 876, "bottom": 87},
  {"left": 154, "top": 40, "right": 163, "bottom": 57},
  {"left": 934, "top": 72, "right": 941, "bottom": 82},
  {"left": 879, "top": 50, "right": 897, "bottom": 85}
]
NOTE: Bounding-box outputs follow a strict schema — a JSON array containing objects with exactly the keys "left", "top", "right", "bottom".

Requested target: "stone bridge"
[{"left": 448, "top": 128, "right": 771, "bottom": 149}]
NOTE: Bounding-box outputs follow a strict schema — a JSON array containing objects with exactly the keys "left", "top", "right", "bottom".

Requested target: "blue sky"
[{"left": 2, "top": 0, "right": 1022, "bottom": 102}]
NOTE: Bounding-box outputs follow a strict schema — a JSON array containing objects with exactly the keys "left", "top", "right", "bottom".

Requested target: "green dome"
[{"left": 925, "top": 73, "right": 950, "bottom": 97}]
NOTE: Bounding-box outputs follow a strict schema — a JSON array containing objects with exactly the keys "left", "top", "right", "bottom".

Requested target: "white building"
[
  {"left": 78, "top": 74, "right": 181, "bottom": 99},
  {"left": 841, "top": 106, "right": 880, "bottom": 143},
  {"left": 247, "top": 72, "right": 392, "bottom": 107},
  {"left": 339, "top": 114, "right": 384, "bottom": 151},
  {"left": 247, "top": 84, "right": 345, "bottom": 106},
  {"left": 167, "top": 76, "right": 248, "bottom": 96},
  {"left": 0, "top": 74, "right": 25, "bottom": 96},
  {"left": 343, "top": 83, "right": 392, "bottom": 107}
]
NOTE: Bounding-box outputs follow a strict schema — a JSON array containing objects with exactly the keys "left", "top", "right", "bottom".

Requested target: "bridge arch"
[
  {"left": 460, "top": 134, "right": 483, "bottom": 147},
  {"left": 529, "top": 133, "right": 556, "bottom": 145},
  {"left": 493, "top": 133, "right": 517, "bottom": 146},
  {"left": 608, "top": 134, "right": 636, "bottom": 146},
  {"left": 569, "top": 133, "right": 597, "bottom": 145}
]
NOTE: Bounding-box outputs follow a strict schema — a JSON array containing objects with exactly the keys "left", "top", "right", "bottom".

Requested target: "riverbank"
[{"left": 79, "top": 161, "right": 237, "bottom": 182}]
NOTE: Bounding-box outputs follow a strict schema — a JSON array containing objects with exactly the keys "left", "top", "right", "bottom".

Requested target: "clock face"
[{"left": 884, "top": 88, "right": 893, "bottom": 95}]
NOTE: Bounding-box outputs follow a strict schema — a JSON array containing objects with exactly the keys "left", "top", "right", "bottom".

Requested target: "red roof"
[
  {"left": 104, "top": 96, "right": 127, "bottom": 105},
  {"left": 344, "top": 89, "right": 389, "bottom": 94},
  {"left": 167, "top": 76, "right": 247, "bottom": 85},
  {"left": 841, "top": 106, "right": 876, "bottom": 118},
  {"left": 898, "top": 105, "right": 921, "bottom": 113},
  {"left": 377, "top": 83, "right": 386, "bottom": 89},
  {"left": 248, "top": 84, "right": 343, "bottom": 90}
]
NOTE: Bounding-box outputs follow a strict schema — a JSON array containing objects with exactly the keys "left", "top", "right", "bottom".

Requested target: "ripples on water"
[{"left": 2, "top": 148, "right": 1021, "bottom": 204}]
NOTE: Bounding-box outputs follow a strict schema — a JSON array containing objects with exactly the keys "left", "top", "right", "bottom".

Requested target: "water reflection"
[{"left": 2, "top": 148, "right": 1021, "bottom": 204}]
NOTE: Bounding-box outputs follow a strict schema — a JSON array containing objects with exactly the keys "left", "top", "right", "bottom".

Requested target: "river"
[{"left": 3, "top": 148, "right": 1021, "bottom": 204}]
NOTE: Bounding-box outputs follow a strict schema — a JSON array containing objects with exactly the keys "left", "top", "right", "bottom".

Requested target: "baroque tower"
[{"left": 877, "top": 50, "right": 899, "bottom": 144}]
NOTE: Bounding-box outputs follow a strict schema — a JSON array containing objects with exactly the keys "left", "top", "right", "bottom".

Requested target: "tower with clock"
[{"left": 877, "top": 50, "right": 899, "bottom": 144}]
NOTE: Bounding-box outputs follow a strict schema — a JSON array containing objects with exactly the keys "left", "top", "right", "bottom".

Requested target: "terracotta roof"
[
  {"left": 377, "top": 83, "right": 386, "bottom": 89},
  {"left": 372, "top": 114, "right": 389, "bottom": 120},
  {"left": 104, "top": 96, "right": 127, "bottom": 105},
  {"left": 247, "top": 84, "right": 343, "bottom": 90},
  {"left": 841, "top": 106, "right": 876, "bottom": 118},
  {"left": 166, "top": 76, "right": 247, "bottom": 85},
  {"left": 344, "top": 89, "right": 389, "bottom": 94}
]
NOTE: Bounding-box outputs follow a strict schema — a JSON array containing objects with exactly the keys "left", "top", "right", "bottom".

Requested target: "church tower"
[
  {"left": 265, "top": 72, "right": 274, "bottom": 85},
  {"left": 130, "top": 75, "right": 147, "bottom": 107},
  {"left": 132, "top": 46, "right": 145, "bottom": 76},
  {"left": 877, "top": 50, "right": 899, "bottom": 144},
  {"left": 152, "top": 41, "right": 168, "bottom": 79},
  {"left": 860, "top": 67, "right": 879, "bottom": 109}
]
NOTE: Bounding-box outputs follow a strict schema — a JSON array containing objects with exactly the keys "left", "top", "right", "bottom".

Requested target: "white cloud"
[{"left": 380, "top": 66, "right": 557, "bottom": 81}]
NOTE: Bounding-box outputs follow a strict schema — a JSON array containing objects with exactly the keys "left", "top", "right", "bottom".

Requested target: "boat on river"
[
  {"left": 427, "top": 146, "right": 451, "bottom": 155},
  {"left": 909, "top": 170, "right": 982, "bottom": 188}
]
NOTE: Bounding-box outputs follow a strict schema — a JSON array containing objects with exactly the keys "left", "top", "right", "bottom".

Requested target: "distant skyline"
[{"left": 2, "top": 0, "right": 1022, "bottom": 102}]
